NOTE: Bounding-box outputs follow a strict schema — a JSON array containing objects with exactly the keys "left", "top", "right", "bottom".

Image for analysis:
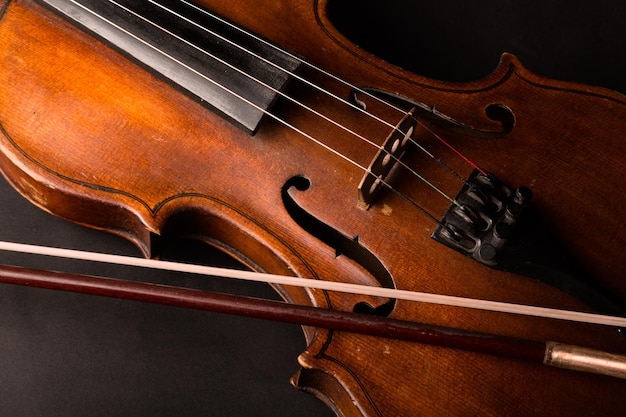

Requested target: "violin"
[{"left": 0, "top": 0, "right": 625, "bottom": 416}]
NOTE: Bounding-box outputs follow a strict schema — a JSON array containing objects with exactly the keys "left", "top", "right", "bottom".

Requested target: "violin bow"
[{"left": 0, "top": 240, "right": 624, "bottom": 380}]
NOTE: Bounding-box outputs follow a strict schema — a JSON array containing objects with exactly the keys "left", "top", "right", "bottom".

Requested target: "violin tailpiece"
[{"left": 432, "top": 170, "right": 625, "bottom": 317}]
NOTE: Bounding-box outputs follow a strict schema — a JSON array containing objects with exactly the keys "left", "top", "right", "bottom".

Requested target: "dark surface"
[
  {"left": 328, "top": 0, "right": 626, "bottom": 94},
  {"left": 0, "top": 183, "right": 332, "bottom": 416},
  {"left": 1, "top": 1, "right": 625, "bottom": 416}
]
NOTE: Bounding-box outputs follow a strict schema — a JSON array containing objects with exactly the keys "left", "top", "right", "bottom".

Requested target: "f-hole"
[{"left": 281, "top": 176, "right": 396, "bottom": 316}]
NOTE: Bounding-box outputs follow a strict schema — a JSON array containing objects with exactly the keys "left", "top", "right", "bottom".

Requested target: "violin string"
[
  {"left": 0, "top": 241, "right": 624, "bottom": 328},
  {"left": 142, "top": 0, "right": 462, "bottom": 207},
  {"left": 146, "top": 0, "right": 469, "bottom": 194},
  {"left": 161, "top": 0, "right": 396, "bottom": 129},
  {"left": 420, "top": 123, "right": 488, "bottom": 176},
  {"left": 173, "top": 0, "right": 482, "bottom": 181},
  {"left": 69, "top": 0, "right": 453, "bottom": 222},
  {"left": 62, "top": 1, "right": 365, "bottom": 174},
  {"left": 108, "top": 0, "right": 458, "bottom": 207},
  {"left": 166, "top": 0, "right": 475, "bottom": 185}
]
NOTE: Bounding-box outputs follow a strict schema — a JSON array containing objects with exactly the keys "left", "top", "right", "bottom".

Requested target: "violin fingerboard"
[{"left": 39, "top": 0, "right": 301, "bottom": 133}]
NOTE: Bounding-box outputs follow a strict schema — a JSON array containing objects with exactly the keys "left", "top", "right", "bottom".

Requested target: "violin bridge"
[{"left": 357, "top": 108, "right": 417, "bottom": 209}]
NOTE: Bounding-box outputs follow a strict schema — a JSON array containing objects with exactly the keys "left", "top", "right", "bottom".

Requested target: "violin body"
[{"left": 0, "top": 0, "right": 625, "bottom": 415}]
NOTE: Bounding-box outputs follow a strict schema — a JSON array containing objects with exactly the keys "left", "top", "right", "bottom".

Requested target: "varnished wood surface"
[{"left": 0, "top": 1, "right": 625, "bottom": 416}]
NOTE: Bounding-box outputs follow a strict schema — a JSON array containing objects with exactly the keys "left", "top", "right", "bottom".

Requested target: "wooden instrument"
[{"left": 0, "top": 0, "right": 624, "bottom": 415}]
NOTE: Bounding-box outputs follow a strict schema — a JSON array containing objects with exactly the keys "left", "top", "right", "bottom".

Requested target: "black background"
[{"left": 0, "top": 1, "right": 625, "bottom": 416}]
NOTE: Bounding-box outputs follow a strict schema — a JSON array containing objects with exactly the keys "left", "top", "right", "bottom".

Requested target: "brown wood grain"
[{"left": 0, "top": 0, "right": 624, "bottom": 415}]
